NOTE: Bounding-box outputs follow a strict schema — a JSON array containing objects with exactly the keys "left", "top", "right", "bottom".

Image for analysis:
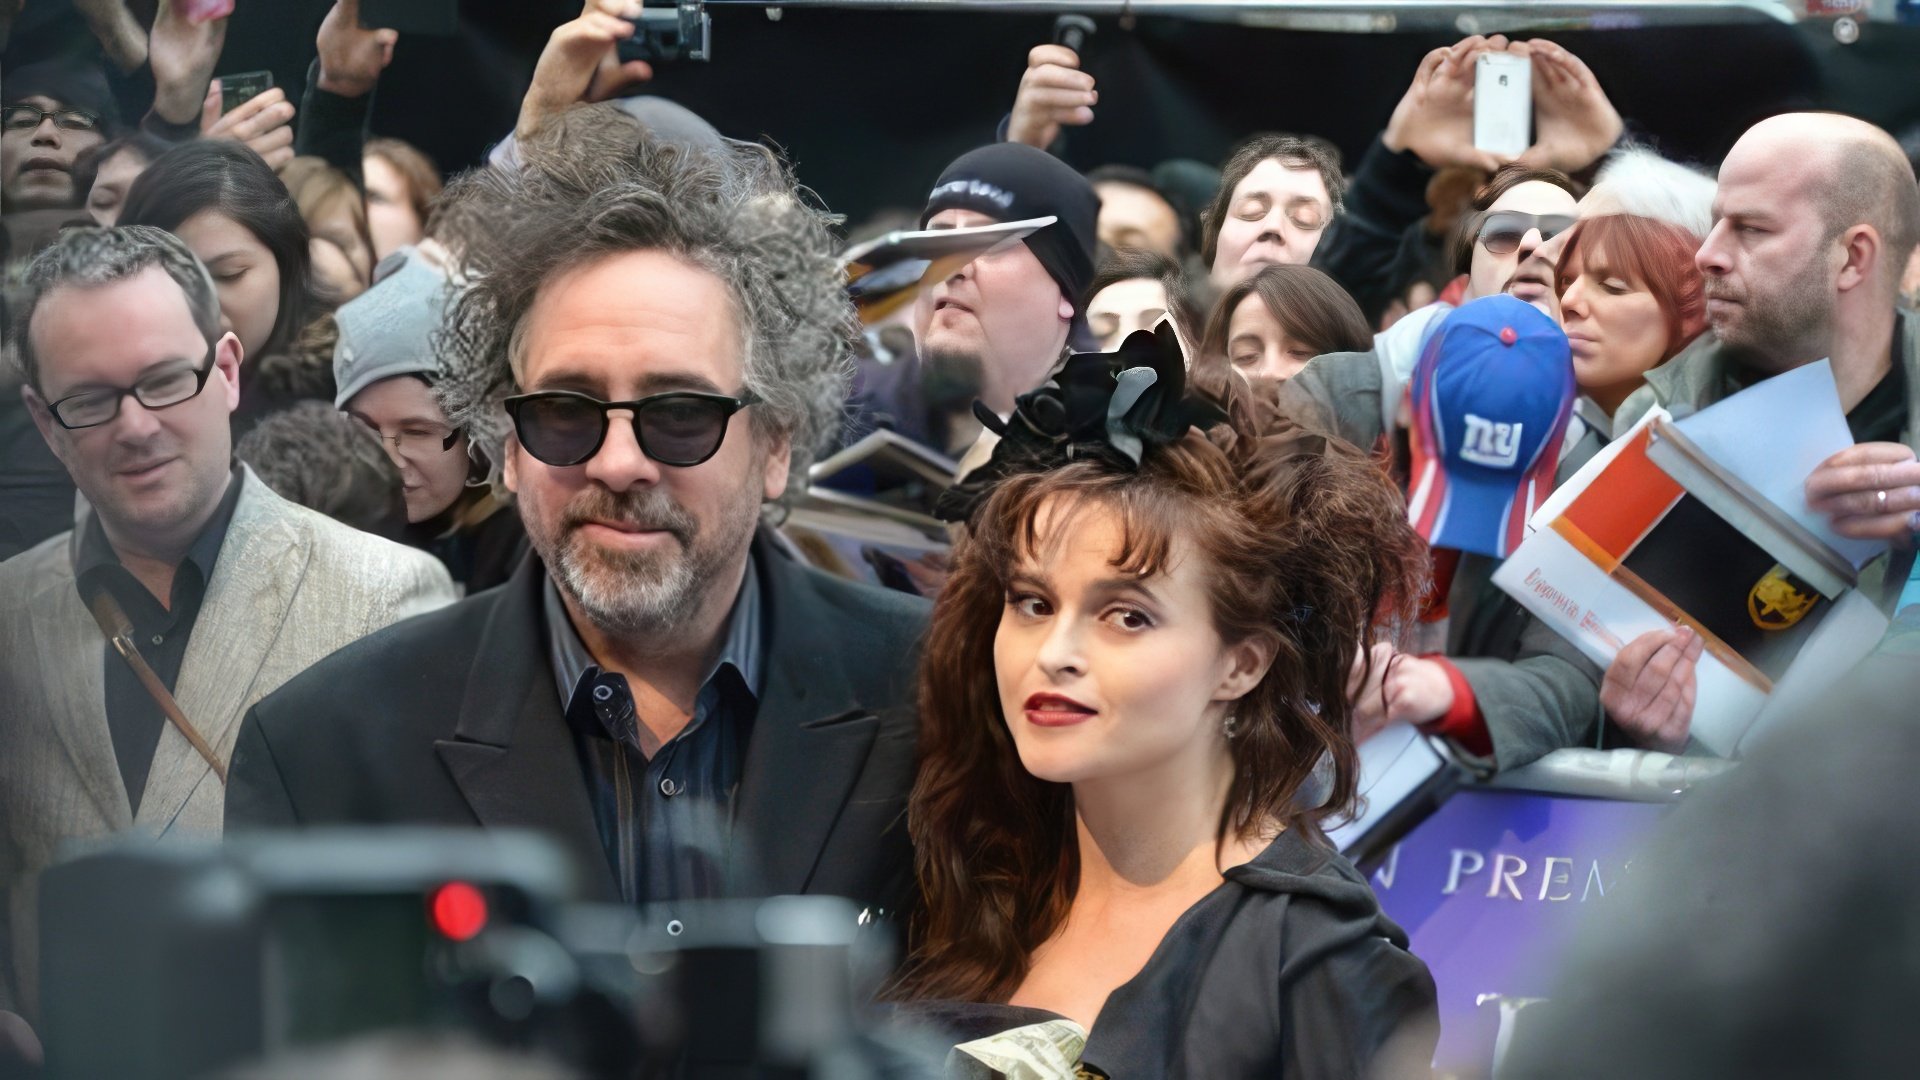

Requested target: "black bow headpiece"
[{"left": 934, "top": 322, "right": 1228, "bottom": 523}]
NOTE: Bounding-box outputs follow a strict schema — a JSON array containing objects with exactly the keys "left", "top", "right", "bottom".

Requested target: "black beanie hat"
[
  {"left": 920, "top": 143, "right": 1101, "bottom": 317},
  {"left": 5, "top": 60, "right": 122, "bottom": 131}
]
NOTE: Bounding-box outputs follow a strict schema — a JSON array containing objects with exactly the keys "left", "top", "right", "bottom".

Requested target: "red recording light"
[{"left": 430, "top": 882, "right": 488, "bottom": 941}]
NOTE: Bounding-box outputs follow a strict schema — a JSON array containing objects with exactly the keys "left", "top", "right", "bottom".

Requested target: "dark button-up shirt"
[
  {"left": 72, "top": 465, "right": 243, "bottom": 812},
  {"left": 544, "top": 561, "right": 762, "bottom": 906}
]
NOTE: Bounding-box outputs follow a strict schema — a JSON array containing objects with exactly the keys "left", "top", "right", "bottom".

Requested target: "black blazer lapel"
[
  {"left": 728, "top": 543, "right": 885, "bottom": 897},
  {"left": 434, "top": 559, "right": 620, "bottom": 902}
]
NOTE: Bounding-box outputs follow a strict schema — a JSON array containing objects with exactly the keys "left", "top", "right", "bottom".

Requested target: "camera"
[
  {"left": 617, "top": 2, "right": 712, "bottom": 64},
  {"left": 35, "top": 831, "right": 939, "bottom": 1078}
]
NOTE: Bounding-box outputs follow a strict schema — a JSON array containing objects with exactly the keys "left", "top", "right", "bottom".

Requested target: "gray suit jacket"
[{"left": 0, "top": 468, "right": 456, "bottom": 1018}]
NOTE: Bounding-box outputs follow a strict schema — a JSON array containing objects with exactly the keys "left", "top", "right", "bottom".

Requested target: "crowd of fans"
[{"left": 2, "top": 1, "right": 1919, "bottom": 1076}]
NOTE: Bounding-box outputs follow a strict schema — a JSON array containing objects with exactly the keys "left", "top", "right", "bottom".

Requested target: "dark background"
[{"left": 9, "top": 2, "right": 1920, "bottom": 227}]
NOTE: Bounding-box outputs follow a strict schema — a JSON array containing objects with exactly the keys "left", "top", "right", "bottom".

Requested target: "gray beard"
[{"left": 537, "top": 479, "right": 761, "bottom": 640}]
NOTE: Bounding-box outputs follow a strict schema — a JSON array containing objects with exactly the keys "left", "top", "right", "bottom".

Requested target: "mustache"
[
  {"left": 1702, "top": 280, "right": 1743, "bottom": 301},
  {"left": 561, "top": 487, "right": 697, "bottom": 544}
]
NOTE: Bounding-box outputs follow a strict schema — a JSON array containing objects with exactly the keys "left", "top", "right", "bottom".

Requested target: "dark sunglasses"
[
  {"left": 502, "top": 389, "right": 760, "bottom": 468},
  {"left": 1475, "top": 212, "right": 1578, "bottom": 255},
  {"left": 46, "top": 342, "right": 218, "bottom": 429}
]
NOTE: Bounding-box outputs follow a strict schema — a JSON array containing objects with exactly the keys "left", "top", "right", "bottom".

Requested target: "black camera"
[
  {"left": 617, "top": 2, "right": 711, "bottom": 64},
  {"left": 35, "top": 831, "right": 939, "bottom": 1078}
]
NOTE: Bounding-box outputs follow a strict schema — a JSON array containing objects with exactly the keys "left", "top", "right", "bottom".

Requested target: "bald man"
[{"left": 1607, "top": 112, "right": 1920, "bottom": 750}]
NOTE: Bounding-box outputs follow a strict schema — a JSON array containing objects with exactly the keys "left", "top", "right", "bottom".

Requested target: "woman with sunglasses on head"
[
  {"left": 1276, "top": 164, "right": 1580, "bottom": 456},
  {"left": 884, "top": 328, "right": 1438, "bottom": 1078}
]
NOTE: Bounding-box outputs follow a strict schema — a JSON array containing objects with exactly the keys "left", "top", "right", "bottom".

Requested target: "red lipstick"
[{"left": 1023, "top": 692, "right": 1096, "bottom": 727}]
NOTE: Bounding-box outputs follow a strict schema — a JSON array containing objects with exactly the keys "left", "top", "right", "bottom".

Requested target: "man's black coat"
[{"left": 226, "top": 534, "right": 931, "bottom": 912}]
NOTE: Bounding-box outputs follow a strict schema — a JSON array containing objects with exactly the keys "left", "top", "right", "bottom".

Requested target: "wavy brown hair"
[
  {"left": 885, "top": 398, "right": 1427, "bottom": 1004},
  {"left": 1190, "top": 263, "right": 1373, "bottom": 403}
]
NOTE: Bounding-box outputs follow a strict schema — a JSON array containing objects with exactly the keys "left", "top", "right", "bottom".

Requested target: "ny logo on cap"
[{"left": 1459, "top": 414, "right": 1523, "bottom": 468}]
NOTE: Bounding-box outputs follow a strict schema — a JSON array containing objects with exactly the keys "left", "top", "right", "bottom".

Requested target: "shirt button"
[
  {"left": 659, "top": 777, "right": 679, "bottom": 797},
  {"left": 666, "top": 918, "right": 685, "bottom": 937},
  {"left": 151, "top": 634, "right": 164, "bottom": 646},
  {"left": 592, "top": 684, "right": 613, "bottom": 703}
]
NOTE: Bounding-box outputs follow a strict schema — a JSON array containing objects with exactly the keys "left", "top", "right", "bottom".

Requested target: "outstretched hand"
[
  {"left": 1382, "top": 35, "right": 1509, "bottom": 173},
  {"left": 149, "top": 0, "right": 231, "bottom": 125},
  {"left": 316, "top": 0, "right": 399, "bottom": 99},
  {"left": 1518, "top": 39, "right": 1623, "bottom": 174},
  {"left": 203, "top": 83, "right": 296, "bottom": 171},
  {"left": 517, "top": 0, "right": 656, "bottom": 143},
  {"left": 1006, "top": 44, "right": 1096, "bottom": 150}
]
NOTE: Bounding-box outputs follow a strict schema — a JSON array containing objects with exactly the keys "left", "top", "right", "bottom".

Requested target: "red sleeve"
[{"left": 1416, "top": 656, "right": 1494, "bottom": 759}]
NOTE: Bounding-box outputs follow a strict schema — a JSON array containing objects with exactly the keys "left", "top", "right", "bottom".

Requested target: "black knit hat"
[
  {"left": 920, "top": 143, "right": 1101, "bottom": 317},
  {"left": 5, "top": 60, "right": 122, "bottom": 131}
]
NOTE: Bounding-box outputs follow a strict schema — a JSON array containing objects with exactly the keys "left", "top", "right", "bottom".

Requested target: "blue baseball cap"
[{"left": 1406, "top": 294, "right": 1574, "bottom": 558}]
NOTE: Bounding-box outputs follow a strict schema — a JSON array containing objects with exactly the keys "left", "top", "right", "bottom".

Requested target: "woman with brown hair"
[
  {"left": 1194, "top": 263, "right": 1373, "bottom": 398},
  {"left": 889, "top": 327, "right": 1438, "bottom": 1077},
  {"left": 279, "top": 156, "right": 376, "bottom": 305},
  {"left": 364, "top": 136, "right": 443, "bottom": 261}
]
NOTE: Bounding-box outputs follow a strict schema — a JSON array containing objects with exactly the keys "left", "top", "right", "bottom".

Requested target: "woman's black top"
[{"left": 894, "top": 829, "right": 1438, "bottom": 1079}]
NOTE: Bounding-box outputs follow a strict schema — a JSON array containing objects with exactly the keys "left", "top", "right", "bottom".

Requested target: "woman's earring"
[{"left": 1223, "top": 712, "right": 1240, "bottom": 740}]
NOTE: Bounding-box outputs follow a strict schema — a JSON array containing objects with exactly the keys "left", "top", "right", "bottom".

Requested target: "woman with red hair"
[{"left": 1556, "top": 213, "right": 1708, "bottom": 420}]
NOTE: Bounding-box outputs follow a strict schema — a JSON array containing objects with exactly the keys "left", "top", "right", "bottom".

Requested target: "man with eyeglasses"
[
  {"left": 226, "top": 130, "right": 930, "bottom": 931},
  {"left": 0, "top": 226, "right": 454, "bottom": 1025},
  {"left": 1, "top": 63, "right": 113, "bottom": 216}
]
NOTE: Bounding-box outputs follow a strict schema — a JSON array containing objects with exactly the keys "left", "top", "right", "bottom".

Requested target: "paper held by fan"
[
  {"left": 1495, "top": 396, "right": 1888, "bottom": 756},
  {"left": 841, "top": 217, "right": 1054, "bottom": 326}
]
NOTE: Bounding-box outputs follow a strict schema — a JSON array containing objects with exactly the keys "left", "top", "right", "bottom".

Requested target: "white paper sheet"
[{"left": 1671, "top": 360, "right": 1885, "bottom": 568}]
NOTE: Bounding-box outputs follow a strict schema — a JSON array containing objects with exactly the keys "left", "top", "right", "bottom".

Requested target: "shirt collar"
[
  {"left": 543, "top": 553, "right": 764, "bottom": 710},
  {"left": 74, "top": 462, "right": 244, "bottom": 592}
]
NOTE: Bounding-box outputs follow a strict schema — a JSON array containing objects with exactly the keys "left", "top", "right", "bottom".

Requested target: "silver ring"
[{"left": 1878, "top": 489, "right": 1890, "bottom": 510}]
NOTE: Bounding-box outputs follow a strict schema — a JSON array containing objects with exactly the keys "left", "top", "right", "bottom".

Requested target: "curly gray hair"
[
  {"left": 15, "top": 225, "right": 221, "bottom": 392},
  {"left": 434, "top": 113, "right": 854, "bottom": 503}
]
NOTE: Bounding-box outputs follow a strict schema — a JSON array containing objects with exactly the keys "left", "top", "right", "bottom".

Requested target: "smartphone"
[
  {"left": 359, "top": 0, "right": 459, "bottom": 36},
  {"left": 1473, "top": 52, "right": 1532, "bottom": 159},
  {"left": 218, "top": 70, "right": 273, "bottom": 115}
]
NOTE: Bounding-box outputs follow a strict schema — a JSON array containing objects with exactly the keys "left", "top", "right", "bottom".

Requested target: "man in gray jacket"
[
  {"left": 0, "top": 226, "right": 454, "bottom": 1036},
  {"left": 1604, "top": 112, "right": 1920, "bottom": 750}
]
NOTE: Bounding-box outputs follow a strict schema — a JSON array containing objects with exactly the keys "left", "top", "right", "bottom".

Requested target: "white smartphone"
[{"left": 1474, "top": 52, "right": 1533, "bottom": 159}]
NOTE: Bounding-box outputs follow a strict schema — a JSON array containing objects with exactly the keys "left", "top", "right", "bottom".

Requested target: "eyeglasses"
[
  {"left": 3, "top": 105, "right": 101, "bottom": 133},
  {"left": 502, "top": 389, "right": 760, "bottom": 468},
  {"left": 45, "top": 344, "right": 218, "bottom": 429},
  {"left": 1475, "top": 211, "right": 1578, "bottom": 255},
  {"left": 359, "top": 422, "right": 461, "bottom": 464}
]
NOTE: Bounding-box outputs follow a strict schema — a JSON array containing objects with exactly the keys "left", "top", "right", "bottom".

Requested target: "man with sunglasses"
[
  {"left": 1279, "top": 163, "right": 1579, "bottom": 458},
  {"left": 227, "top": 135, "right": 930, "bottom": 932},
  {"left": 0, "top": 226, "right": 454, "bottom": 1024}
]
